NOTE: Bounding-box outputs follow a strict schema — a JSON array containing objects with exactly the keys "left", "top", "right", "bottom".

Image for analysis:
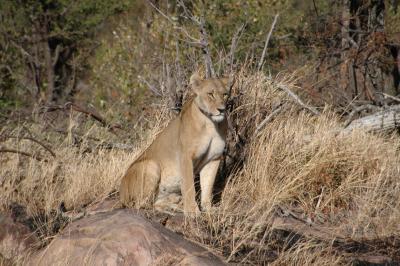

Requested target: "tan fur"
[{"left": 120, "top": 73, "right": 229, "bottom": 215}]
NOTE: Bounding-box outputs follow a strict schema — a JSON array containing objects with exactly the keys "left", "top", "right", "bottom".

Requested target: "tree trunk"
[
  {"left": 340, "top": 0, "right": 351, "bottom": 93},
  {"left": 43, "top": 39, "right": 55, "bottom": 102}
]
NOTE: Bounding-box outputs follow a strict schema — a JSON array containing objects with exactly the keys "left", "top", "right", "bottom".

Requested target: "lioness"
[{"left": 120, "top": 73, "right": 229, "bottom": 215}]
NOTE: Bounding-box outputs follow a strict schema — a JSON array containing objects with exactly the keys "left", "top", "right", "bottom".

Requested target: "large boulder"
[
  {"left": 31, "top": 209, "right": 224, "bottom": 266},
  {"left": 0, "top": 213, "right": 37, "bottom": 263}
]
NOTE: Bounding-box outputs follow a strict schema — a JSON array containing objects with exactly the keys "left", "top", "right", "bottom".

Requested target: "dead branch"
[
  {"left": 343, "top": 104, "right": 400, "bottom": 133},
  {"left": 377, "top": 92, "right": 400, "bottom": 103},
  {"left": 149, "top": 0, "right": 215, "bottom": 78},
  {"left": 271, "top": 216, "right": 340, "bottom": 242},
  {"left": 139, "top": 77, "right": 162, "bottom": 96},
  {"left": 198, "top": 16, "right": 215, "bottom": 78},
  {"left": 228, "top": 23, "right": 246, "bottom": 74},
  {"left": 258, "top": 14, "right": 279, "bottom": 71},
  {"left": 40, "top": 103, "right": 121, "bottom": 132},
  {"left": 0, "top": 148, "right": 47, "bottom": 162},
  {"left": 65, "top": 102, "right": 113, "bottom": 128},
  {"left": 52, "top": 128, "right": 133, "bottom": 151},
  {"left": 276, "top": 83, "right": 320, "bottom": 115},
  {"left": 343, "top": 104, "right": 381, "bottom": 127},
  {"left": 146, "top": 0, "right": 200, "bottom": 43},
  {"left": 5, "top": 136, "right": 56, "bottom": 157},
  {"left": 271, "top": 214, "right": 397, "bottom": 265},
  {"left": 52, "top": 44, "right": 62, "bottom": 67},
  {"left": 255, "top": 104, "right": 285, "bottom": 136}
]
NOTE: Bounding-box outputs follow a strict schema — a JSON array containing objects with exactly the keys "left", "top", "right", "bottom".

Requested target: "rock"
[
  {"left": 0, "top": 213, "right": 37, "bottom": 263},
  {"left": 31, "top": 209, "right": 224, "bottom": 266}
]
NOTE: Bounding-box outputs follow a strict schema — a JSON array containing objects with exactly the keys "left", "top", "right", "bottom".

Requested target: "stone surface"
[
  {"left": 0, "top": 213, "right": 37, "bottom": 262},
  {"left": 32, "top": 209, "right": 224, "bottom": 266}
]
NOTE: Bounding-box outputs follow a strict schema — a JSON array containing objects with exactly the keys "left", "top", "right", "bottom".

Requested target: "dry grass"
[
  {"left": 185, "top": 71, "right": 400, "bottom": 264},
  {"left": 0, "top": 103, "right": 171, "bottom": 241},
  {"left": 1, "top": 71, "right": 400, "bottom": 264},
  {"left": 194, "top": 111, "right": 400, "bottom": 263}
]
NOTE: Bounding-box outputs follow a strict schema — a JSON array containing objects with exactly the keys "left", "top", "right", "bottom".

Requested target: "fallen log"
[{"left": 343, "top": 105, "right": 400, "bottom": 133}]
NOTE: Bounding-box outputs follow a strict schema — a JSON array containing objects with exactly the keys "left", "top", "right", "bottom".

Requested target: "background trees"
[
  {"left": 0, "top": 0, "right": 133, "bottom": 105},
  {"left": 0, "top": 0, "right": 399, "bottom": 112}
]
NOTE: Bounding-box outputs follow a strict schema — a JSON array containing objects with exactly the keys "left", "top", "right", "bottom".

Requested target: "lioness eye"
[{"left": 208, "top": 92, "right": 214, "bottom": 98}]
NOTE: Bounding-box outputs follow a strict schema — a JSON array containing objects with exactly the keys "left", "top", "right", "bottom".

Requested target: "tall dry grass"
[
  {"left": 184, "top": 71, "right": 400, "bottom": 264},
  {"left": 1, "top": 70, "right": 400, "bottom": 264},
  {"left": 0, "top": 103, "right": 171, "bottom": 242}
]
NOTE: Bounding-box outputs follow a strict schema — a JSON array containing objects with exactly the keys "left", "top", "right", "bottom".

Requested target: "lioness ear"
[
  {"left": 220, "top": 77, "right": 229, "bottom": 88},
  {"left": 190, "top": 72, "right": 202, "bottom": 87},
  {"left": 190, "top": 72, "right": 202, "bottom": 88}
]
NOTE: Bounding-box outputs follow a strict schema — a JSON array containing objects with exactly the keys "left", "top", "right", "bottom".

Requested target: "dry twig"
[
  {"left": 6, "top": 136, "right": 56, "bottom": 157},
  {"left": 377, "top": 92, "right": 400, "bottom": 103},
  {"left": 276, "top": 83, "right": 320, "bottom": 115},
  {"left": 258, "top": 14, "right": 279, "bottom": 71},
  {"left": 40, "top": 102, "right": 121, "bottom": 132},
  {"left": 343, "top": 104, "right": 381, "bottom": 127},
  {"left": 0, "top": 148, "right": 47, "bottom": 162},
  {"left": 228, "top": 23, "right": 246, "bottom": 74},
  {"left": 255, "top": 104, "right": 285, "bottom": 136}
]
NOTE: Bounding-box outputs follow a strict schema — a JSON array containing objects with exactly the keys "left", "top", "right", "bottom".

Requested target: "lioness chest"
[
  {"left": 192, "top": 124, "right": 226, "bottom": 172},
  {"left": 156, "top": 120, "right": 225, "bottom": 198}
]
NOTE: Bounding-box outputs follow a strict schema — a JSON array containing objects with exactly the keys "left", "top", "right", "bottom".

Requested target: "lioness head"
[{"left": 190, "top": 73, "right": 229, "bottom": 123}]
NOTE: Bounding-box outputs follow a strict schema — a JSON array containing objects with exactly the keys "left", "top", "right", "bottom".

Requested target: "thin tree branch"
[
  {"left": 228, "top": 23, "right": 246, "bottom": 73},
  {"left": 52, "top": 44, "right": 62, "bottom": 67},
  {"left": 5, "top": 136, "right": 56, "bottom": 157},
  {"left": 0, "top": 148, "right": 47, "bottom": 162},
  {"left": 255, "top": 104, "right": 285, "bottom": 135},
  {"left": 276, "top": 83, "right": 320, "bottom": 115},
  {"left": 199, "top": 16, "right": 215, "bottom": 78},
  {"left": 146, "top": 0, "right": 199, "bottom": 42},
  {"left": 377, "top": 92, "right": 400, "bottom": 103},
  {"left": 344, "top": 104, "right": 381, "bottom": 127},
  {"left": 258, "top": 14, "right": 279, "bottom": 71},
  {"left": 40, "top": 103, "right": 122, "bottom": 132}
]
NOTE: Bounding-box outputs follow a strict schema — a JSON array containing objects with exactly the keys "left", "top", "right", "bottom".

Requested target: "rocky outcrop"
[
  {"left": 32, "top": 209, "right": 224, "bottom": 266},
  {"left": 0, "top": 213, "right": 37, "bottom": 263}
]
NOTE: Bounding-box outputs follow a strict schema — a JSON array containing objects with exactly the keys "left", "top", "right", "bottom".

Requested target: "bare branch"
[
  {"left": 147, "top": 0, "right": 214, "bottom": 78},
  {"left": 146, "top": 0, "right": 199, "bottom": 42},
  {"left": 51, "top": 128, "right": 133, "bottom": 151},
  {"left": 377, "top": 92, "right": 400, "bottom": 103},
  {"left": 139, "top": 77, "right": 162, "bottom": 96},
  {"left": 276, "top": 83, "right": 320, "bottom": 115},
  {"left": 255, "top": 104, "right": 285, "bottom": 135},
  {"left": 6, "top": 136, "right": 56, "bottom": 158},
  {"left": 228, "top": 23, "right": 246, "bottom": 73},
  {"left": 0, "top": 148, "right": 47, "bottom": 162},
  {"left": 52, "top": 44, "right": 62, "bottom": 67},
  {"left": 177, "top": 0, "right": 199, "bottom": 24},
  {"left": 40, "top": 103, "right": 122, "bottom": 132},
  {"left": 343, "top": 104, "right": 400, "bottom": 133},
  {"left": 199, "top": 16, "right": 215, "bottom": 78},
  {"left": 343, "top": 104, "right": 381, "bottom": 127},
  {"left": 258, "top": 14, "right": 279, "bottom": 71}
]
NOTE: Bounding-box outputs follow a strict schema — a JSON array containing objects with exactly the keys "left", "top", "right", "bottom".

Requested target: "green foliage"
[
  {"left": 0, "top": 0, "right": 136, "bottom": 106},
  {"left": 1, "top": 0, "right": 398, "bottom": 110},
  {"left": 88, "top": 2, "right": 177, "bottom": 123},
  {"left": 170, "top": 0, "right": 334, "bottom": 70}
]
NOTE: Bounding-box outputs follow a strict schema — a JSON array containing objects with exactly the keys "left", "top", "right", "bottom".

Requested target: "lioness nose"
[{"left": 217, "top": 107, "right": 226, "bottom": 113}]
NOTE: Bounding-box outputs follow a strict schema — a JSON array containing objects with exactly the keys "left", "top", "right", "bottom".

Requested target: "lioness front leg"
[
  {"left": 181, "top": 156, "right": 200, "bottom": 215},
  {"left": 200, "top": 160, "right": 220, "bottom": 211}
]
